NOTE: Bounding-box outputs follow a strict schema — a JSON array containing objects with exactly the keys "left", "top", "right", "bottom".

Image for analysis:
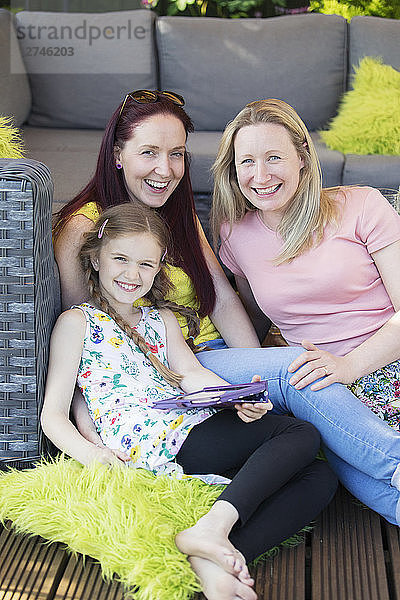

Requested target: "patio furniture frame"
[{"left": 0, "top": 158, "right": 59, "bottom": 468}]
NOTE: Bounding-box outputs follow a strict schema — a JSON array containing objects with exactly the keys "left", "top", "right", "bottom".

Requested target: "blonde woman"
[{"left": 211, "top": 98, "right": 400, "bottom": 526}]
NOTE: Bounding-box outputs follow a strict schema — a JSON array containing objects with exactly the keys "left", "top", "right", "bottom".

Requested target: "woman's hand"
[
  {"left": 234, "top": 374, "right": 273, "bottom": 422},
  {"left": 288, "top": 340, "right": 356, "bottom": 391}
]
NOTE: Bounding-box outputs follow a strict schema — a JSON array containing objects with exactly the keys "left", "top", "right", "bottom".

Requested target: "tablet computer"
[{"left": 153, "top": 380, "right": 268, "bottom": 410}]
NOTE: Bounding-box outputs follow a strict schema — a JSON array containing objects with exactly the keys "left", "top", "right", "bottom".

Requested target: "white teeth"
[
  {"left": 255, "top": 184, "right": 280, "bottom": 195},
  {"left": 145, "top": 179, "right": 168, "bottom": 189},
  {"left": 117, "top": 281, "right": 138, "bottom": 291}
]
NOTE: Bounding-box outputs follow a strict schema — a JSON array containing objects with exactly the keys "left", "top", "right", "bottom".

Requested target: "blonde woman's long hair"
[
  {"left": 211, "top": 98, "right": 339, "bottom": 264},
  {"left": 79, "top": 203, "right": 201, "bottom": 387}
]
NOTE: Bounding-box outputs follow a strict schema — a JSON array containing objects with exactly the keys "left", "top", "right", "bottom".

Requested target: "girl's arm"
[
  {"left": 41, "top": 309, "right": 129, "bottom": 465},
  {"left": 161, "top": 309, "right": 272, "bottom": 422},
  {"left": 288, "top": 239, "right": 400, "bottom": 390},
  {"left": 55, "top": 215, "right": 123, "bottom": 448},
  {"left": 71, "top": 387, "right": 105, "bottom": 445},
  {"left": 197, "top": 222, "right": 261, "bottom": 348},
  {"left": 163, "top": 307, "right": 227, "bottom": 391},
  {"left": 53, "top": 215, "right": 92, "bottom": 310}
]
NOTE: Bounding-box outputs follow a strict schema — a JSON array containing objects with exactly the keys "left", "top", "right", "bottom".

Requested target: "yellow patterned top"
[{"left": 75, "top": 202, "right": 220, "bottom": 346}]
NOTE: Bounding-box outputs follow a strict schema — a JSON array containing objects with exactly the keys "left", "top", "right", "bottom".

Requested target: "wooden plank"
[
  {"left": 311, "top": 487, "right": 390, "bottom": 600},
  {"left": 1, "top": 498, "right": 397, "bottom": 600},
  {"left": 383, "top": 520, "right": 400, "bottom": 599},
  {"left": 52, "top": 554, "right": 126, "bottom": 600},
  {"left": 0, "top": 523, "right": 67, "bottom": 600},
  {"left": 253, "top": 542, "right": 306, "bottom": 600},
  {"left": 192, "top": 541, "right": 306, "bottom": 600}
]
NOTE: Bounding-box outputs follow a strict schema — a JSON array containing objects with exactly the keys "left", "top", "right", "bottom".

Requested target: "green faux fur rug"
[
  {"left": 0, "top": 116, "right": 24, "bottom": 158},
  {"left": 0, "top": 456, "right": 306, "bottom": 599},
  {"left": 0, "top": 457, "right": 220, "bottom": 599}
]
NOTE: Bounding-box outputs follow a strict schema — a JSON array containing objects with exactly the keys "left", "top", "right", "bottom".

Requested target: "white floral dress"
[{"left": 74, "top": 303, "right": 227, "bottom": 482}]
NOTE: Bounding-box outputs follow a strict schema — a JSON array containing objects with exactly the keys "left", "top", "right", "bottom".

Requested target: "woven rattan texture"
[{"left": 0, "top": 159, "right": 59, "bottom": 464}]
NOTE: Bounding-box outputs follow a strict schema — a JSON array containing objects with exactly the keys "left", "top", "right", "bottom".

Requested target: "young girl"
[{"left": 42, "top": 203, "right": 337, "bottom": 600}]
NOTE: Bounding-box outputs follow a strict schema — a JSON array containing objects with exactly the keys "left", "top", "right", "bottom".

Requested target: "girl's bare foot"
[
  {"left": 189, "top": 556, "right": 258, "bottom": 600},
  {"left": 176, "top": 523, "right": 253, "bottom": 585}
]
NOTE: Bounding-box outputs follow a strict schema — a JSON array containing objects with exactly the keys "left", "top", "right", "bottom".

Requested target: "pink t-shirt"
[{"left": 220, "top": 187, "right": 400, "bottom": 356}]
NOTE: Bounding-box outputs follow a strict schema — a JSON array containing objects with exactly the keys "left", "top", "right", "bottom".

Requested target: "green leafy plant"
[
  {"left": 309, "top": 0, "right": 400, "bottom": 20},
  {"left": 146, "top": 0, "right": 286, "bottom": 18}
]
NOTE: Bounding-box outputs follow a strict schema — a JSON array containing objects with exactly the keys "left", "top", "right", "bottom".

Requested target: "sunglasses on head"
[{"left": 118, "top": 89, "right": 185, "bottom": 119}]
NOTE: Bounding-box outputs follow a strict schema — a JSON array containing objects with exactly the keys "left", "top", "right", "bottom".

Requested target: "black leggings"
[{"left": 175, "top": 410, "right": 338, "bottom": 562}]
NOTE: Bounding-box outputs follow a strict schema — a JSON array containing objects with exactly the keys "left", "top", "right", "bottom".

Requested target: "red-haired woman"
[{"left": 54, "top": 90, "right": 258, "bottom": 350}]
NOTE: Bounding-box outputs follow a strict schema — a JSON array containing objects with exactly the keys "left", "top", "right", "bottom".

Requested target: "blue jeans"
[{"left": 196, "top": 342, "right": 400, "bottom": 526}]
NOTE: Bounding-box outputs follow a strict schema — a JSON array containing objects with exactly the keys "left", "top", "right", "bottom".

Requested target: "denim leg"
[
  {"left": 196, "top": 347, "right": 400, "bottom": 490},
  {"left": 324, "top": 446, "right": 400, "bottom": 526}
]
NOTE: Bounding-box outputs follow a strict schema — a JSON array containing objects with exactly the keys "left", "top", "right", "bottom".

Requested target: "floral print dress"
[
  {"left": 348, "top": 360, "right": 400, "bottom": 430},
  {"left": 74, "top": 303, "right": 228, "bottom": 482}
]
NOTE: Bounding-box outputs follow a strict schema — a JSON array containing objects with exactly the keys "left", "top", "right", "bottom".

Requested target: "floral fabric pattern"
[
  {"left": 348, "top": 359, "right": 400, "bottom": 430},
  {"left": 74, "top": 303, "right": 223, "bottom": 481}
]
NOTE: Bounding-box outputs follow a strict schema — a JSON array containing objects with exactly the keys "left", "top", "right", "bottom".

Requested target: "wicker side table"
[{"left": 0, "top": 158, "right": 60, "bottom": 468}]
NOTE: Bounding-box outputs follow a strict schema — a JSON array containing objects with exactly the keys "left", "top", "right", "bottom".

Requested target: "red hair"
[{"left": 54, "top": 94, "right": 216, "bottom": 317}]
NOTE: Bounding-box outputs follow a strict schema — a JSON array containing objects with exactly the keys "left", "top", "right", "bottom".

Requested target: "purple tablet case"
[{"left": 153, "top": 380, "right": 268, "bottom": 410}]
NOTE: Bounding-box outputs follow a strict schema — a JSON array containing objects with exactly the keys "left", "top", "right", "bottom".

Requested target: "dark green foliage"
[{"left": 310, "top": 0, "right": 400, "bottom": 19}]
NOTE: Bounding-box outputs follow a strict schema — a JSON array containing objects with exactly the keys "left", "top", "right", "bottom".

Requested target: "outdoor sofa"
[
  {"left": 0, "top": 8, "right": 399, "bottom": 463},
  {"left": 1, "top": 8, "right": 399, "bottom": 206}
]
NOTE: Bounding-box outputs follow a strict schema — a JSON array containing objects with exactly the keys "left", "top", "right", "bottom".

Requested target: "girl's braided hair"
[{"left": 79, "top": 203, "right": 201, "bottom": 387}]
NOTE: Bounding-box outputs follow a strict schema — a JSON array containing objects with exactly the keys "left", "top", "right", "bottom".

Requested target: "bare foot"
[
  {"left": 189, "top": 556, "right": 257, "bottom": 600},
  {"left": 176, "top": 523, "right": 253, "bottom": 585}
]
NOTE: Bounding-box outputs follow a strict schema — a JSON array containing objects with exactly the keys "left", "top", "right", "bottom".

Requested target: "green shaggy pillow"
[
  {"left": 320, "top": 57, "right": 400, "bottom": 155},
  {"left": 0, "top": 116, "right": 24, "bottom": 158}
]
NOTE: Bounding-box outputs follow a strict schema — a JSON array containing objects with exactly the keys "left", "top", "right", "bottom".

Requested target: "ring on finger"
[{"left": 322, "top": 366, "right": 328, "bottom": 376}]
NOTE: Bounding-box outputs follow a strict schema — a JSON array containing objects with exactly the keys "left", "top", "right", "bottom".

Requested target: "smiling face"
[
  {"left": 234, "top": 122, "right": 304, "bottom": 230},
  {"left": 92, "top": 232, "right": 163, "bottom": 314},
  {"left": 115, "top": 114, "right": 186, "bottom": 209}
]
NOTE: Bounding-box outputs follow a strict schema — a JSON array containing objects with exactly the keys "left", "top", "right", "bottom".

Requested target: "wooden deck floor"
[{"left": 1, "top": 486, "right": 399, "bottom": 600}]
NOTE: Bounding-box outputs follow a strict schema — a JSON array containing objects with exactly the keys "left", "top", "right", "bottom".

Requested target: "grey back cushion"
[
  {"left": 349, "top": 16, "right": 400, "bottom": 74},
  {"left": 0, "top": 10, "right": 31, "bottom": 126},
  {"left": 14, "top": 10, "right": 157, "bottom": 129},
  {"left": 157, "top": 13, "right": 347, "bottom": 132}
]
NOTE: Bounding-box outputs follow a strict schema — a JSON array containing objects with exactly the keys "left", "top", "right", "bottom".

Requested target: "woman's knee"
[{"left": 196, "top": 346, "right": 305, "bottom": 383}]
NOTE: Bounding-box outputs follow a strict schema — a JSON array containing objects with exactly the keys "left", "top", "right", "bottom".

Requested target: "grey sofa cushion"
[
  {"left": 14, "top": 10, "right": 157, "bottom": 129},
  {"left": 342, "top": 155, "right": 400, "bottom": 189},
  {"left": 349, "top": 16, "right": 400, "bottom": 76},
  {"left": 0, "top": 10, "right": 31, "bottom": 126},
  {"left": 187, "top": 132, "right": 221, "bottom": 193},
  {"left": 339, "top": 16, "right": 400, "bottom": 188},
  {"left": 22, "top": 125, "right": 103, "bottom": 203},
  {"left": 310, "top": 133, "right": 344, "bottom": 188},
  {"left": 157, "top": 13, "right": 347, "bottom": 133}
]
